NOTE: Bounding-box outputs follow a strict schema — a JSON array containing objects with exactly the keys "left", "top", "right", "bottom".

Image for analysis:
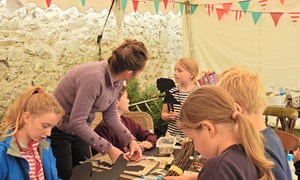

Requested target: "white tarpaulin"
[{"left": 183, "top": 0, "right": 300, "bottom": 90}]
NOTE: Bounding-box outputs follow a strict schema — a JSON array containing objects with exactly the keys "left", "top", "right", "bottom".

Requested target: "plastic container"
[{"left": 156, "top": 136, "right": 176, "bottom": 155}]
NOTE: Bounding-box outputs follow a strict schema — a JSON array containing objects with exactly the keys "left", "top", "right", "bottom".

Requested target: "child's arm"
[
  {"left": 161, "top": 104, "right": 179, "bottom": 121},
  {"left": 164, "top": 174, "right": 198, "bottom": 180}
]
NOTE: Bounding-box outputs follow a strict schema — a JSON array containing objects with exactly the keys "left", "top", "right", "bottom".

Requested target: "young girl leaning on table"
[
  {"left": 161, "top": 57, "right": 199, "bottom": 138},
  {"left": 164, "top": 86, "right": 274, "bottom": 180},
  {"left": 0, "top": 86, "right": 64, "bottom": 180}
]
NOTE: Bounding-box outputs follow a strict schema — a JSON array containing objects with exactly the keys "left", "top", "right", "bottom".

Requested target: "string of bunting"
[{"left": 43, "top": 0, "right": 300, "bottom": 26}]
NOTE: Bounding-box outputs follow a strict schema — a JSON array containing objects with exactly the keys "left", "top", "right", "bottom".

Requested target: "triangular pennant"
[
  {"left": 132, "top": 0, "right": 139, "bottom": 12},
  {"left": 216, "top": 8, "right": 226, "bottom": 21},
  {"left": 204, "top": 4, "right": 214, "bottom": 16},
  {"left": 46, "top": 0, "right": 51, "bottom": 7},
  {"left": 190, "top": 4, "right": 197, "bottom": 15},
  {"left": 81, "top": 0, "right": 85, "bottom": 6},
  {"left": 154, "top": 1, "right": 159, "bottom": 14},
  {"left": 280, "top": 0, "right": 285, "bottom": 4},
  {"left": 239, "top": 0, "right": 250, "bottom": 14},
  {"left": 258, "top": 0, "right": 268, "bottom": 9},
  {"left": 222, "top": 3, "right": 232, "bottom": 14},
  {"left": 289, "top": 12, "right": 300, "bottom": 24},
  {"left": 179, "top": 3, "right": 184, "bottom": 15},
  {"left": 122, "top": 0, "right": 128, "bottom": 11},
  {"left": 251, "top": 12, "right": 262, "bottom": 24},
  {"left": 163, "top": 0, "right": 168, "bottom": 9},
  {"left": 270, "top": 12, "right": 283, "bottom": 26},
  {"left": 235, "top": 10, "right": 242, "bottom": 21}
]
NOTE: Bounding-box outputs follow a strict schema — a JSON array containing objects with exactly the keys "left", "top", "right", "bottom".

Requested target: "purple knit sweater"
[{"left": 53, "top": 61, "right": 135, "bottom": 154}]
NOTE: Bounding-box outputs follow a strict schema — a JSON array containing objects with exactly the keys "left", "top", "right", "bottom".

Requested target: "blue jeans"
[{"left": 50, "top": 127, "right": 91, "bottom": 180}]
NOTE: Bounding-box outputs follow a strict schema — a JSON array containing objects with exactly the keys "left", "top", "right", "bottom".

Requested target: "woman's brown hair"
[
  {"left": 108, "top": 39, "right": 148, "bottom": 75},
  {"left": 179, "top": 86, "right": 274, "bottom": 180}
]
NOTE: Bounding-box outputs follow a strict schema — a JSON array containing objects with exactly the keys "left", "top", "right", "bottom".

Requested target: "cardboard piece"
[
  {"left": 90, "top": 153, "right": 159, "bottom": 177},
  {"left": 70, "top": 154, "right": 128, "bottom": 180}
]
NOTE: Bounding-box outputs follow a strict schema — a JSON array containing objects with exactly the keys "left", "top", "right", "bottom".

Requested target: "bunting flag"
[
  {"left": 258, "top": 0, "right": 268, "bottom": 9},
  {"left": 154, "top": 1, "right": 159, "bottom": 14},
  {"left": 36, "top": 0, "right": 300, "bottom": 27},
  {"left": 270, "top": 12, "right": 283, "bottom": 26},
  {"left": 163, "top": 0, "right": 168, "bottom": 9},
  {"left": 289, "top": 12, "right": 300, "bottom": 24},
  {"left": 239, "top": 0, "right": 250, "bottom": 14},
  {"left": 81, "top": 0, "right": 85, "bottom": 6},
  {"left": 132, "top": 0, "right": 139, "bottom": 12},
  {"left": 122, "top": 0, "right": 128, "bottom": 11},
  {"left": 204, "top": 4, "right": 214, "bottom": 16},
  {"left": 179, "top": 3, "right": 184, "bottom": 15},
  {"left": 45, "top": 0, "right": 51, "bottom": 7},
  {"left": 235, "top": 10, "right": 242, "bottom": 21},
  {"left": 222, "top": 3, "right": 232, "bottom": 14},
  {"left": 251, "top": 12, "right": 262, "bottom": 24},
  {"left": 216, "top": 8, "right": 226, "bottom": 21},
  {"left": 190, "top": 4, "right": 197, "bottom": 15}
]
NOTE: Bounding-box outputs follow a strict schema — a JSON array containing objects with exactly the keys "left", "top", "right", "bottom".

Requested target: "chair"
[
  {"left": 274, "top": 130, "right": 299, "bottom": 153},
  {"left": 122, "top": 111, "right": 154, "bottom": 132},
  {"left": 264, "top": 106, "right": 299, "bottom": 134}
]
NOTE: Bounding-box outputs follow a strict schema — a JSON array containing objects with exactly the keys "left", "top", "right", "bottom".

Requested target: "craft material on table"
[{"left": 90, "top": 153, "right": 159, "bottom": 177}]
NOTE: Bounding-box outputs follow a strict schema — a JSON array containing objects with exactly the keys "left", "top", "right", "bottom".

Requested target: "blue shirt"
[{"left": 262, "top": 126, "right": 292, "bottom": 180}]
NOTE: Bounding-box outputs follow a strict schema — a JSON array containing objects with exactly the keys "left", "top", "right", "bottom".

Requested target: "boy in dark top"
[
  {"left": 217, "top": 67, "right": 291, "bottom": 180},
  {"left": 92, "top": 85, "right": 157, "bottom": 155}
]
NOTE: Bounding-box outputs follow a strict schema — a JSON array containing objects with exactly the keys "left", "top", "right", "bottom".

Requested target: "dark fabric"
[
  {"left": 92, "top": 115, "right": 157, "bottom": 155},
  {"left": 197, "top": 144, "right": 258, "bottom": 180},
  {"left": 261, "top": 126, "right": 292, "bottom": 180},
  {"left": 50, "top": 127, "right": 91, "bottom": 180},
  {"left": 294, "top": 161, "right": 300, "bottom": 180}
]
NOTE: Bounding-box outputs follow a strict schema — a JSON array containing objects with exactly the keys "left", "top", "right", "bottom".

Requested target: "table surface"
[{"left": 88, "top": 147, "right": 183, "bottom": 180}]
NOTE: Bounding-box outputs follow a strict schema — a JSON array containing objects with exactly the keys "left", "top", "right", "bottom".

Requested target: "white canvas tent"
[{"left": 183, "top": 0, "right": 300, "bottom": 90}]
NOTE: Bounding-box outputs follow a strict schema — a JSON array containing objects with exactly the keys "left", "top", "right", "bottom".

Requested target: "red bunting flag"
[
  {"left": 289, "top": 12, "right": 300, "bottom": 24},
  {"left": 46, "top": 0, "right": 51, "bottom": 7},
  {"left": 132, "top": 0, "right": 139, "bottom": 12},
  {"left": 235, "top": 10, "right": 242, "bottom": 21},
  {"left": 280, "top": 0, "right": 285, "bottom": 4},
  {"left": 163, "top": 0, "right": 168, "bottom": 9},
  {"left": 258, "top": 0, "right": 268, "bottom": 9},
  {"left": 204, "top": 4, "right": 214, "bottom": 16},
  {"left": 270, "top": 12, "right": 283, "bottom": 26},
  {"left": 216, "top": 8, "right": 226, "bottom": 21},
  {"left": 222, "top": 3, "right": 232, "bottom": 14}
]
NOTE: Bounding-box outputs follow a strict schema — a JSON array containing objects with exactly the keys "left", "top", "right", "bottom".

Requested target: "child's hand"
[
  {"left": 141, "top": 141, "right": 153, "bottom": 150},
  {"left": 169, "top": 111, "right": 179, "bottom": 120},
  {"left": 293, "top": 148, "right": 300, "bottom": 162}
]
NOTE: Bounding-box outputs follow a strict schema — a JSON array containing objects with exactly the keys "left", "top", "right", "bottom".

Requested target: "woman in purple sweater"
[
  {"left": 92, "top": 85, "right": 157, "bottom": 156},
  {"left": 50, "top": 39, "right": 148, "bottom": 179}
]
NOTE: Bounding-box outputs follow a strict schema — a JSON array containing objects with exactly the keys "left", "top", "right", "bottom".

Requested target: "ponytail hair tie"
[
  {"left": 32, "top": 88, "right": 43, "bottom": 95},
  {"left": 231, "top": 111, "right": 239, "bottom": 120}
]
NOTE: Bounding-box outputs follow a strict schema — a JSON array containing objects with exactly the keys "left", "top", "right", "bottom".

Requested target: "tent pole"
[{"left": 185, "top": 1, "right": 194, "bottom": 58}]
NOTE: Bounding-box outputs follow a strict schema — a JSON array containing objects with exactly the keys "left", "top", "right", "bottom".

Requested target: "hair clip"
[{"left": 32, "top": 88, "right": 43, "bottom": 95}]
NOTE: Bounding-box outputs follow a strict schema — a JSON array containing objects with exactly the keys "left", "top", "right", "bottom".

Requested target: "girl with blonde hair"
[
  {"left": 165, "top": 86, "right": 274, "bottom": 180},
  {"left": 0, "top": 86, "right": 64, "bottom": 180},
  {"left": 161, "top": 57, "right": 199, "bottom": 138}
]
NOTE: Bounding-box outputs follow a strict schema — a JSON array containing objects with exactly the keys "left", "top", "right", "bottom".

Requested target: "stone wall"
[{"left": 0, "top": 1, "right": 183, "bottom": 117}]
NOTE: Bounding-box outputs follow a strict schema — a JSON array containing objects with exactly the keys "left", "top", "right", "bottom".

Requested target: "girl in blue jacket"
[{"left": 0, "top": 86, "right": 64, "bottom": 180}]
